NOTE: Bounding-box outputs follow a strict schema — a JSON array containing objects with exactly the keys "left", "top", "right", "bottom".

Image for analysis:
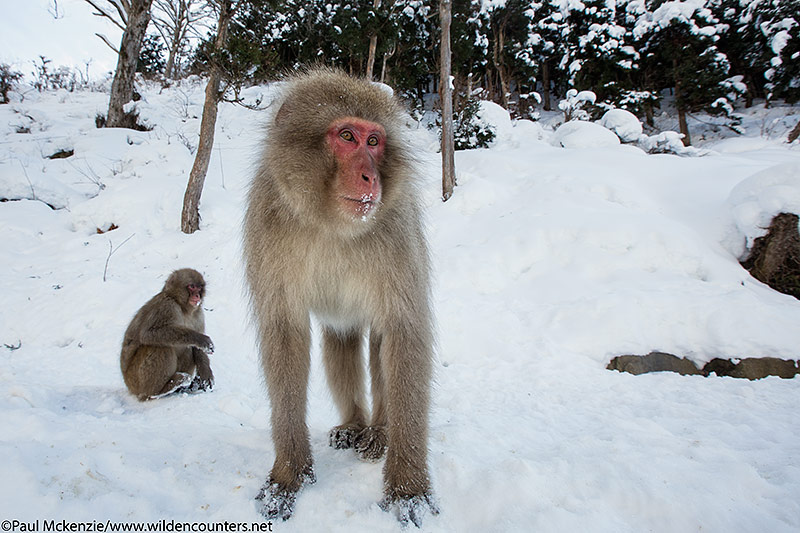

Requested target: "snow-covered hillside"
[{"left": 1, "top": 81, "right": 799, "bottom": 532}]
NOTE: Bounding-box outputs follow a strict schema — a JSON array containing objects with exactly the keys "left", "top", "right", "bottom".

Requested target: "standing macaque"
[
  {"left": 244, "top": 68, "right": 437, "bottom": 527},
  {"left": 120, "top": 268, "right": 214, "bottom": 401}
]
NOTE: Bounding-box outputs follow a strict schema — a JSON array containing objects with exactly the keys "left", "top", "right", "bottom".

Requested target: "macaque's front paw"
[
  {"left": 255, "top": 481, "right": 297, "bottom": 521},
  {"left": 196, "top": 335, "right": 214, "bottom": 355},
  {"left": 255, "top": 467, "right": 315, "bottom": 521},
  {"left": 379, "top": 491, "right": 440, "bottom": 528}
]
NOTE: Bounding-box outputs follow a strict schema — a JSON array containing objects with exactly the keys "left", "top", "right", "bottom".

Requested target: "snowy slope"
[{"left": 1, "top": 82, "right": 799, "bottom": 532}]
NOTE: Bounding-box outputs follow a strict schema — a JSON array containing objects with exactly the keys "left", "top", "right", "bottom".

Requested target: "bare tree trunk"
[
  {"left": 106, "top": 0, "right": 154, "bottom": 128},
  {"left": 541, "top": 60, "right": 551, "bottom": 111},
  {"left": 439, "top": 0, "right": 456, "bottom": 202},
  {"left": 181, "top": 0, "right": 233, "bottom": 234},
  {"left": 677, "top": 108, "right": 690, "bottom": 146},
  {"left": 492, "top": 23, "right": 509, "bottom": 108},
  {"left": 365, "top": 0, "right": 381, "bottom": 80},
  {"left": 164, "top": 0, "right": 186, "bottom": 79},
  {"left": 645, "top": 102, "right": 654, "bottom": 127},
  {"left": 673, "top": 58, "right": 691, "bottom": 146},
  {"left": 153, "top": 0, "right": 206, "bottom": 80},
  {"left": 380, "top": 43, "right": 394, "bottom": 84},
  {"left": 366, "top": 36, "right": 378, "bottom": 80}
]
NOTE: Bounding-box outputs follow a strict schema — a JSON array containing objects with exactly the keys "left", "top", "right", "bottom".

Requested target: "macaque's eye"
[
  {"left": 340, "top": 130, "right": 355, "bottom": 142},
  {"left": 367, "top": 135, "right": 379, "bottom": 146},
  {"left": 188, "top": 284, "right": 199, "bottom": 291}
]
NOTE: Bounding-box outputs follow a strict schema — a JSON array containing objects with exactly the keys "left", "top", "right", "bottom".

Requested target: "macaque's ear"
[{"left": 275, "top": 100, "right": 293, "bottom": 126}]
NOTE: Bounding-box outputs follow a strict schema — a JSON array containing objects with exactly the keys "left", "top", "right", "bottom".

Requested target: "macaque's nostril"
[{"left": 362, "top": 174, "right": 370, "bottom": 182}]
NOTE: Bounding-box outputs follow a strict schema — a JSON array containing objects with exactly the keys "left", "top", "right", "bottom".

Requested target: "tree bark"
[
  {"left": 366, "top": 35, "right": 378, "bottom": 80},
  {"left": 106, "top": 0, "right": 154, "bottom": 128},
  {"left": 181, "top": 0, "right": 233, "bottom": 234},
  {"left": 677, "top": 106, "right": 690, "bottom": 146},
  {"left": 365, "top": 0, "right": 381, "bottom": 80},
  {"left": 164, "top": 0, "right": 187, "bottom": 79},
  {"left": 673, "top": 58, "right": 691, "bottom": 146},
  {"left": 492, "top": 22, "right": 509, "bottom": 108},
  {"left": 439, "top": 0, "right": 456, "bottom": 202},
  {"left": 541, "top": 60, "right": 550, "bottom": 111},
  {"left": 380, "top": 43, "right": 394, "bottom": 84}
]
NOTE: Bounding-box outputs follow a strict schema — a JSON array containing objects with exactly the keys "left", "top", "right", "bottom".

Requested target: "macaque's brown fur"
[
  {"left": 120, "top": 268, "right": 214, "bottom": 401},
  {"left": 244, "top": 68, "right": 436, "bottom": 525}
]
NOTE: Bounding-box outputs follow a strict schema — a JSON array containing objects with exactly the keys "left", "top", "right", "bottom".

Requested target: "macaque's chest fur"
[{"left": 291, "top": 231, "right": 385, "bottom": 330}]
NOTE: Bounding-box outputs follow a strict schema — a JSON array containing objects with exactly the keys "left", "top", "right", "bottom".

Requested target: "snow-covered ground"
[{"left": 1, "top": 81, "right": 799, "bottom": 532}]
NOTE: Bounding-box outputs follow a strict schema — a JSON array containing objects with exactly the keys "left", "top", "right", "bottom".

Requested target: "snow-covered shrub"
[
  {"left": 454, "top": 97, "right": 497, "bottom": 150},
  {"left": 558, "top": 89, "right": 598, "bottom": 122},
  {"left": 614, "top": 90, "right": 660, "bottom": 122},
  {"left": 433, "top": 96, "right": 497, "bottom": 150},
  {"left": 638, "top": 131, "right": 707, "bottom": 156},
  {"left": 0, "top": 63, "right": 23, "bottom": 104}
]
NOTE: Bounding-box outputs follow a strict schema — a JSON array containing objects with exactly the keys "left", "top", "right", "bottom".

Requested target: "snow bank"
[
  {"left": 726, "top": 162, "right": 800, "bottom": 254},
  {"left": 2, "top": 84, "right": 800, "bottom": 533},
  {"left": 551, "top": 120, "right": 621, "bottom": 148},
  {"left": 599, "top": 108, "right": 643, "bottom": 143},
  {"left": 476, "top": 100, "right": 514, "bottom": 145}
]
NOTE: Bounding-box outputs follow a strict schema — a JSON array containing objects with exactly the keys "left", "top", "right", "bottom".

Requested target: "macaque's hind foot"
[
  {"left": 354, "top": 426, "right": 387, "bottom": 462},
  {"left": 146, "top": 372, "right": 193, "bottom": 400},
  {"left": 379, "top": 491, "right": 440, "bottom": 528},
  {"left": 328, "top": 424, "right": 364, "bottom": 450}
]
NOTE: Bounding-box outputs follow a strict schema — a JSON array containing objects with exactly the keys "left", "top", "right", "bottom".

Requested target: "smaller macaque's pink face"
[
  {"left": 187, "top": 284, "right": 203, "bottom": 307},
  {"left": 326, "top": 117, "right": 385, "bottom": 219}
]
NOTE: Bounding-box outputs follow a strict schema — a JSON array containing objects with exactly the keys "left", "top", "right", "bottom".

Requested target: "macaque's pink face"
[
  {"left": 187, "top": 283, "right": 203, "bottom": 307},
  {"left": 326, "top": 117, "right": 385, "bottom": 219}
]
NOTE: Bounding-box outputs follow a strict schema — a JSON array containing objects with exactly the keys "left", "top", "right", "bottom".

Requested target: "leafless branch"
[
  {"left": 95, "top": 33, "right": 121, "bottom": 54},
  {"left": 103, "top": 233, "right": 135, "bottom": 282},
  {"left": 83, "top": 0, "right": 128, "bottom": 31},
  {"left": 49, "top": 0, "right": 64, "bottom": 18}
]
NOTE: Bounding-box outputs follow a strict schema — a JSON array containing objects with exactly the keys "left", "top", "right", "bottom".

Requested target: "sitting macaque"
[{"left": 120, "top": 268, "right": 214, "bottom": 401}]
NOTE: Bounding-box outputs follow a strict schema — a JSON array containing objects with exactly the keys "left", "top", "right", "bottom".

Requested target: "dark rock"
[
  {"left": 47, "top": 149, "right": 74, "bottom": 159},
  {"left": 702, "top": 358, "right": 737, "bottom": 377},
  {"left": 729, "top": 357, "right": 798, "bottom": 380},
  {"left": 740, "top": 212, "right": 800, "bottom": 300},
  {"left": 607, "top": 352, "right": 701, "bottom": 376},
  {"left": 611, "top": 353, "right": 799, "bottom": 380}
]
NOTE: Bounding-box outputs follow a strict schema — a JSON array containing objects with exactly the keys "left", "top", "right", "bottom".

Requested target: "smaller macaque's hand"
[
  {"left": 188, "top": 375, "right": 214, "bottom": 394},
  {"left": 196, "top": 335, "right": 214, "bottom": 355},
  {"left": 196, "top": 365, "right": 214, "bottom": 385}
]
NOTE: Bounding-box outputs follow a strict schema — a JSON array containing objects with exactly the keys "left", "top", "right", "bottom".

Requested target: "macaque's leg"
[
  {"left": 323, "top": 327, "right": 369, "bottom": 449},
  {"left": 354, "top": 331, "right": 388, "bottom": 461},
  {"left": 255, "top": 313, "right": 314, "bottom": 521},
  {"left": 379, "top": 325, "right": 438, "bottom": 526},
  {"left": 187, "top": 346, "right": 214, "bottom": 392}
]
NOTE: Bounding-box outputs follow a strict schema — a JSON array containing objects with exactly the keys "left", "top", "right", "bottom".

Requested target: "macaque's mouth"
[
  {"left": 341, "top": 195, "right": 379, "bottom": 210},
  {"left": 342, "top": 195, "right": 377, "bottom": 204},
  {"left": 189, "top": 296, "right": 202, "bottom": 306}
]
